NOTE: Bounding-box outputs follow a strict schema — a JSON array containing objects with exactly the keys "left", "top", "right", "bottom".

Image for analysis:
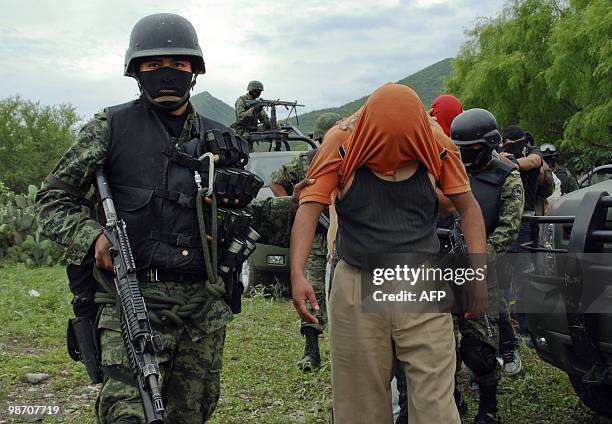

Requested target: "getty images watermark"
[
  {"left": 359, "top": 253, "right": 488, "bottom": 313},
  {"left": 370, "top": 262, "right": 487, "bottom": 304},
  {"left": 358, "top": 252, "right": 612, "bottom": 314}
]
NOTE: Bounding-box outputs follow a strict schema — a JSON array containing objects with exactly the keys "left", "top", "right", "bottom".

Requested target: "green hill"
[
  {"left": 189, "top": 58, "right": 454, "bottom": 132},
  {"left": 191, "top": 91, "right": 235, "bottom": 126},
  {"left": 289, "top": 57, "right": 454, "bottom": 134}
]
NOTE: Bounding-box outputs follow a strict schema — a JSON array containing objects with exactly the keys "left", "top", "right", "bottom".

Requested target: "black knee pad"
[{"left": 460, "top": 336, "right": 497, "bottom": 376}]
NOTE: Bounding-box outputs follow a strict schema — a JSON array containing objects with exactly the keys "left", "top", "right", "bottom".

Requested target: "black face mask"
[
  {"left": 502, "top": 140, "right": 527, "bottom": 158},
  {"left": 138, "top": 67, "right": 194, "bottom": 112},
  {"left": 460, "top": 146, "right": 493, "bottom": 171},
  {"left": 544, "top": 156, "right": 556, "bottom": 168}
]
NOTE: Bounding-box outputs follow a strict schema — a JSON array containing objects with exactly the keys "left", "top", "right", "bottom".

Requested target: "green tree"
[
  {"left": 545, "top": 0, "right": 612, "bottom": 171},
  {"left": 0, "top": 96, "right": 80, "bottom": 192},
  {"left": 447, "top": 0, "right": 611, "bottom": 173}
]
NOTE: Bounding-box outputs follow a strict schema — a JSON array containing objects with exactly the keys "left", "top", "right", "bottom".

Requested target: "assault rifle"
[
  {"left": 439, "top": 215, "right": 492, "bottom": 335},
  {"left": 96, "top": 169, "right": 165, "bottom": 424},
  {"left": 437, "top": 214, "right": 468, "bottom": 255},
  {"left": 245, "top": 98, "right": 304, "bottom": 127},
  {"left": 448, "top": 215, "right": 469, "bottom": 256}
]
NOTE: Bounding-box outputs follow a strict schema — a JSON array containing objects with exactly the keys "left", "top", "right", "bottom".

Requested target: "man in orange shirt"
[{"left": 290, "top": 84, "right": 486, "bottom": 423}]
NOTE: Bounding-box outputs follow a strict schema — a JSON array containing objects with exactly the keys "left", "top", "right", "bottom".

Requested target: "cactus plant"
[{"left": 0, "top": 182, "right": 63, "bottom": 266}]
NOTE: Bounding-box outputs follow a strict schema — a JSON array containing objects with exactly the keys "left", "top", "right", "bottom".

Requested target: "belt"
[{"left": 138, "top": 268, "right": 204, "bottom": 283}]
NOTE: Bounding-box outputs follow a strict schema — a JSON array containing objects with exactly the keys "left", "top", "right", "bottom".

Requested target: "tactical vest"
[
  {"left": 104, "top": 100, "right": 227, "bottom": 273},
  {"left": 469, "top": 158, "right": 515, "bottom": 237}
]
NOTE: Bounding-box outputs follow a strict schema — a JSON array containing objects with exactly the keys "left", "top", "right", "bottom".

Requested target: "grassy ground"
[{"left": 0, "top": 262, "right": 610, "bottom": 423}]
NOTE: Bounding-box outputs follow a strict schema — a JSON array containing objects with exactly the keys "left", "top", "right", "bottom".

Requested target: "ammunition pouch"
[
  {"left": 181, "top": 129, "right": 249, "bottom": 168},
  {"left": 66, "top": 315, "right": 102, "bottom": 384},
  {"left": 181, "top": 124, "right": 262, "bottom": 313},
  {"left": 214, "top": 207, "right": 255, "bottom": 247},
  {"left": 218, "top": 228, "right": 260, "bottom": 313},
  {"left": 214, "top": 168, "right": 264, "bottom": 208},
  {"left": 218, "top": 228, "right": 260, "bottom": 278},
  {"left": 204, "top": 129, "right": 249, "bottom": 166}
]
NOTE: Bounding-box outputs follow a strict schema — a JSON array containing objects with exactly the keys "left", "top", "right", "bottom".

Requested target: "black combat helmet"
[
  {"left": 124, "top": 13, "right": 205, "bottom": 76},
  {"left": 540, "top": 143, "right": 558, "bottom": 157},
  {"left": 451, "top": 108, "right": 502, "bottom": 149}
]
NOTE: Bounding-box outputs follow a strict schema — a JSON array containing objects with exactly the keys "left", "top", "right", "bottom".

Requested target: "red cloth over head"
[{"left": 430, "top": 95, "right": 463, "bottom": 137}]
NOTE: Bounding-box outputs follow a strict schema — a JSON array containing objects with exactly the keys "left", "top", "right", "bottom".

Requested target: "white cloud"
[{"left": 0, "top": 0, "right": 506, "bottom": 119}]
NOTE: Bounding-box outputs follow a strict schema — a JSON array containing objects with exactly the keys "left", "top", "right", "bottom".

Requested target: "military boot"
[
  {"left": 298, "top": 327, "right": 321, "bottom": 372},
  {"left": 474, "top": 382, "right": 501, "bottom": 424},
  {"left": 473, "top": 412, "right": 501, "bottom": 424},
  {"left": 454, "top": 386, "right": 468, "bottom": 418}
]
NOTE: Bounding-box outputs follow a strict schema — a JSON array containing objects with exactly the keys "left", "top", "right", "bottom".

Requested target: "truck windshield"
[{"left": 248, "top": 154, "right": 299, "bottom": 187}]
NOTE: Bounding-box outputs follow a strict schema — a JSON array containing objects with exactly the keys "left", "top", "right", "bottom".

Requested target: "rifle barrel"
[{"left": 95, "top": 169, "right": 118, "bottom": 225}]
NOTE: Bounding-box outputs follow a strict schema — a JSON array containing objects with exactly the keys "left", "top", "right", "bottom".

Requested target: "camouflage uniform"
[
  {"left": 487, "top": 170, "right": 524, "bottom": 257},
  {"left": 270, "top": 153, "right": 327, "bottom": 333},
  {"left": 458, "top": 169, "right": 523, "bottom": 393},
  {"left": 34, "top": 108, "right": 293, "bottom": 424},
  {"left": 234, "top": 94, "right": 272, "bottom": 138}
]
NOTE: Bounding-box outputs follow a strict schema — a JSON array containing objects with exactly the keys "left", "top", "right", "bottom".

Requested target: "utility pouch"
[
  {"left": 66, "top": 316, "right": 102, "bottom": 384},
  {"left": 204, "top": 129, "right": 249, "bottom": 167},
  {"left": 214, "top": 168, "right": 264, "bottom": 207},
  {"left": 215, "top": 208, "right": 255, "bottom": 246},
  {"left": 219, "top": 228, "right": 260, "bottom": 280},
  {"left": 221, "top": 271, "right": 245, "bottom": 314}
]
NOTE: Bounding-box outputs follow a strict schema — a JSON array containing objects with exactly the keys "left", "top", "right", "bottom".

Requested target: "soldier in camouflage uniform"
[
  {"left": 269, "top": 112, "right": 341, "bottom": 372},
  {"left": 34, "top": 14, "right": 295, "bottom": 424},
  {"left": 451, "top": 109, "right": 524, "bottom": 424},
  {"left": 233, "top": 80, "right": 273, "bottom": 139}
]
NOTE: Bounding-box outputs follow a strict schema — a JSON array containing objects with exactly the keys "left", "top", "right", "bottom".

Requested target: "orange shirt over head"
[{"left": 300, "top": 84, "right": 470, "bottom": 205}]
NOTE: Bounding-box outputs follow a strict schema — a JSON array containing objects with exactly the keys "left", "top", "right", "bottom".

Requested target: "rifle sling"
[{"left": 46, "top": 175, "right": 89, "bottom": 205}]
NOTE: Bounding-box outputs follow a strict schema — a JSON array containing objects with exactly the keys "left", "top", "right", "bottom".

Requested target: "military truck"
[
  {"left": 578, "top": 164, "right": 612, "bottom": 189},
  {"left": 522, "top": 178, "right": 612, "bottom": 416},
  {"left": 242, "top": 125, "right": 317, "bottom": 289}
]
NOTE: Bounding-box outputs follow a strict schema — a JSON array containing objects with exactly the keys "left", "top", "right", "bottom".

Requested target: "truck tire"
[{"left": 569, "top": 374, "right": 612, "bottom": 417}]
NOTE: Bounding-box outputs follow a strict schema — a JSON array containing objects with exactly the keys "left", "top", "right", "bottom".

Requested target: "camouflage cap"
[
  {"left": 313, "top": 112, "right": 342, "bottom": 141},
  {"left": 247, "top": 81, "right": 264, "bottom": 92}
]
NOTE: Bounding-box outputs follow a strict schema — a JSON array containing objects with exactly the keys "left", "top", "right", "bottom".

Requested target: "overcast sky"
[{"left": 0, "top": 0, "right": 506, "bottom": 119}]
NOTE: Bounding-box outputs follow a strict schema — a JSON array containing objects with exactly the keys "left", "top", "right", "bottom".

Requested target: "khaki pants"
[{"left": 329, "top": 260, "right": 460, "bottom": 424}]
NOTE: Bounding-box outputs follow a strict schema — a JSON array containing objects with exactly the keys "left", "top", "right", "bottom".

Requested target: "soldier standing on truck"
[
  {"left": 269, "top": 112, "right": 341, "bottom": 372},
  {"left": 234, "top": 80, "right": 273, "bottom": 139}
]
